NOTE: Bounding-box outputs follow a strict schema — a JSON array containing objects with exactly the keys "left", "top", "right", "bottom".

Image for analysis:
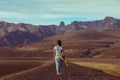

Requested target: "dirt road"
[{"left": 4, "top": 63, "right": 120, "bottom": 80}]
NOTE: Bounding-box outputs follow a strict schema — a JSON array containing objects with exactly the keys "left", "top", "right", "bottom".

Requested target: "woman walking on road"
[{"left": 53, "top": 40, "right": 65, "bottom": 76}]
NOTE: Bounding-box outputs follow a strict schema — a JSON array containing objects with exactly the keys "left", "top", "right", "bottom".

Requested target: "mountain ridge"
[{"left": 0, "top": 16, "right": 120, "bottom": 46}]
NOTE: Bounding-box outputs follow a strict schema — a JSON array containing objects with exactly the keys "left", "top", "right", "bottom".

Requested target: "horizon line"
[{"left": 0, "top": 16, "right": 119, "bottom": 26}]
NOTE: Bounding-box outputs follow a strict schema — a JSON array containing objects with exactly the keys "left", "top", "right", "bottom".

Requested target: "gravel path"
[{"left": 5, "top": 63, "right": 120, "bottom": 80}]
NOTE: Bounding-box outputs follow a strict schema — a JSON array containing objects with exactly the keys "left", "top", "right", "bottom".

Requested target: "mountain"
[
  {"left": 0, "top": 16, "right": 120, "bottom": 46},
  {"left": 0, "top": 22, "right": 59, "bottom": 46},
  {"left": 65, "top": 16, "right": 120, "bottom": 32}
]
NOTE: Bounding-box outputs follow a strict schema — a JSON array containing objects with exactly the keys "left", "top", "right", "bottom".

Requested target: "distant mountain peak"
[
  {"left": 0, "top": 21, "right": 6, "bottom": 23},
  {"left": 0, "top": 21, "right": 7, "bottom": 26},
  {"left": 59, "top": 21, "right": 65, "bottom": 27},
  {"left": 104, "top": 16, "right": 116, "bottom": 21}
]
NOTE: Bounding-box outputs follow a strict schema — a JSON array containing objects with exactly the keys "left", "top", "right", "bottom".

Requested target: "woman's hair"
[{"left": 57, "top": 40, "right": 62, "bottom": 46}]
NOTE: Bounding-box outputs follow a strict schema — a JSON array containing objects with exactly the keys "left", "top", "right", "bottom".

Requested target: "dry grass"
[
  {"left": 16, "top": 47, "right": 39, "bottom": 51},
  {"left": 0, "top": 29, "right": 120, "bottom": 58},
  {"left": 72, "top": 62, "right": 120, "bottom": 77}
]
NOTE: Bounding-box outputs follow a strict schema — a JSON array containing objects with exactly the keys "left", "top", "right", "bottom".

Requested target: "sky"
[{"left": 0, "top": 0, "right": 120, "bottom": 25}]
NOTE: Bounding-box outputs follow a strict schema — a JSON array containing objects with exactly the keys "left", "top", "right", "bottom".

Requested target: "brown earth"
[
  {"left": 4, "top": 63, "right": 120, "bottom": 80},
  {"left": 0, "top": 61, "right": 41, "bottom": 78},
  {"left": 0, "top": 59, "right": 120, "bottom": 80}
]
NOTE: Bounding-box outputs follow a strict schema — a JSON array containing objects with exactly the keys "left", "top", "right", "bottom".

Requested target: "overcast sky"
[{"left": 0, "top": 0, "right": 120, "bottom": 25}]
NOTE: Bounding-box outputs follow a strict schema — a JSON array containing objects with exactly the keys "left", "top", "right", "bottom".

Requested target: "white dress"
[
  {"left": 54, "top": 45, "right": 63, "bottom": 59},
  {"left": 54, "top": 45, "right": 63, "bottom": 74}
]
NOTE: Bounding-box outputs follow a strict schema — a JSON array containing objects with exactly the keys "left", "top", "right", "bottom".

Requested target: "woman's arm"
[
  {"left": 61, "top": 50, "right": 65, "bottom": 60},
  {"left": 53, "top": 50, "right": 56, "bottom": 59}
]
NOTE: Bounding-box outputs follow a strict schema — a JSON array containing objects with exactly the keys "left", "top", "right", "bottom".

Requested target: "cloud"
[{"left": 0, "top": 0, "right": 120, "bottom": 24}]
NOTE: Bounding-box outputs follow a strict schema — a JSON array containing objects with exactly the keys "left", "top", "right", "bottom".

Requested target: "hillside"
[
  {"left": 43, "top": 30, "right": 117, "bottom": 41},
  {"left": 43, "top": 29, "right": 120, "bottom": 58},
  {"left": 0, "top": 29, "right": 120, "bottom": 59}
]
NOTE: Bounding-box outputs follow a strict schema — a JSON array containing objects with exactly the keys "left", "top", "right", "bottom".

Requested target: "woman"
[{"left": 53, "top": 40, "right": 65, "bottom": 76}]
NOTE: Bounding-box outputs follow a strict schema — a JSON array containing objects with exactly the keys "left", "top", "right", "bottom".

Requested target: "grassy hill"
[{"left": 0, "top": 29, "right": 120, "bottom": 59}]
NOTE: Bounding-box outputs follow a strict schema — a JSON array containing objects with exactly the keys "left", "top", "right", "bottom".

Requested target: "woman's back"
[{"left": 54, "top": 45, "right": 63, "bottom": 56}]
